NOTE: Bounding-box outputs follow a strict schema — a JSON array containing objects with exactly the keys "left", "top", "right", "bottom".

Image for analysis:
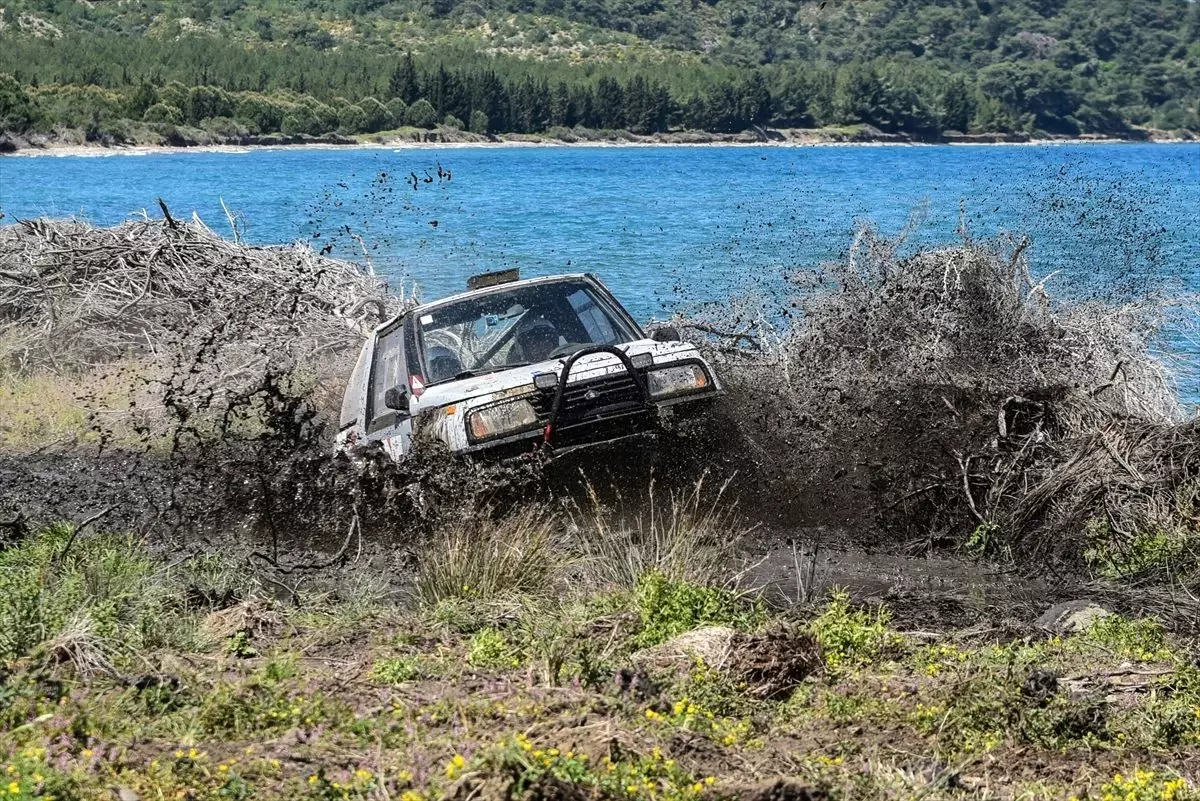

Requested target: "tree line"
[{"left": 6, "top": 52, "right": 1186, "bottom": 144}]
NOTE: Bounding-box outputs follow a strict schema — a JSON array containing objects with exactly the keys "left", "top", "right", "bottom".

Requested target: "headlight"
[
  {"left": 646, "top": 363, "right": 710, "bottom": 399},
  {"left": 466, "top": 399, "right": 539, "bottom": 442}
]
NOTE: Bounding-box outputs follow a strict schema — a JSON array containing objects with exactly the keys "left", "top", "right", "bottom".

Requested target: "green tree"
[
  {"left": 385, "top": 97, "right": 407, "bottom": 127},
  {"left": 469, "top": 108, "right": 489, "bottom": 134},
  {"left": 125, "top": 81, "right": 159, "bottom": 118},
  {"left": 549, "top": 81, "right": 570, "bottom": 127},
  {"left": 939, "top": 76, "right": 974, "bottom": 133},
  {"left": 404, "top": 97, "right": 437, "bottom": 128},
  {"left": 281, "top": 105, "right": 320, "bottom": 136},
  {"left": 833, "top": 61, "right": 884, "bottom": 126},
  {"left": 235, "top": 94, "right": 285, "bottom": 133},
  {"left": 594, "top": 76, "right": 624, "bottom": 128},
  {"left": 389, "top": 53, "right": 420, "bottom": 104},
  {"left": 307, "top": 100, "right": 339, "bottom": 134},
  {"left": 359, "top": 96, "right": 391, "bottom": 132},
  {"left": 183, "top": 85, "right": 233, "bottom": 125},
  {"left": 338, "top": 103, "right": 368, "bottom": 133},
  {"left": 142, "top": 102, "right": 183, "bottom": 124},
  {"left": 158, "top": 82, "right": 189, "bottom": 110},
  {"left": 0, "top": 73, "right": 38, "bottom": 133}
]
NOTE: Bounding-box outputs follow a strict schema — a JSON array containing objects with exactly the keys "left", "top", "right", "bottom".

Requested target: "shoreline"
[{"left": 4, "top": 126, "right": 1195, "bottom": 157}]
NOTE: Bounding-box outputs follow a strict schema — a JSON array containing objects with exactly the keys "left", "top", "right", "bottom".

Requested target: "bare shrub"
[
  {"left": 570, "top": 476, "right": 752, "bottom": 590},
  {"left": 683, "top": 223, "right": 1199, "bottom": 570}
]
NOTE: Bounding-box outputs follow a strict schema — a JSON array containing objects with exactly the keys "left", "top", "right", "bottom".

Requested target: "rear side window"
[
  {"left": 369, "top": 322, "right": 407, "bottom": 429},
  {"left": 339, "top": 342, "right": 371, "bottom": 430}
]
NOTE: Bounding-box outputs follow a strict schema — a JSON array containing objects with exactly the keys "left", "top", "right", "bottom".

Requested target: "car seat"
[{"left": 509, "top": 318, "right": 561, "bottom": 364}]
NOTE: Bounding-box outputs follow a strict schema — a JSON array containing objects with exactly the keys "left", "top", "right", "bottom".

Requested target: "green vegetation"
[
  {"left": 632, "top": 571, "right": 762, "bottom": 647},
  {"left": 2, "top": 512, "right": 1199, "bottom": 799},
  {"left": 809, "top": 589, "right": 901, "bottom": 673},
  {"left": 0, "top": 0, "right": 1197, "bottom": 145}
]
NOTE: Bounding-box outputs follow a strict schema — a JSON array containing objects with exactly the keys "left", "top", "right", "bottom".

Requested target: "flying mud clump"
[{"left": 685, "top": 224, "right": 1199, "bottom": 573}]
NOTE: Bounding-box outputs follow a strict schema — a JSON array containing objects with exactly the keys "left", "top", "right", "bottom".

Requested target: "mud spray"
[{"left": 1, "top": 176, "right": 1197, "bottom": 590}]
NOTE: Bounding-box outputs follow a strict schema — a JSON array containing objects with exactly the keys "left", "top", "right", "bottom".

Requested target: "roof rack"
[{"left": 466, "top": 268, "right": 520, "bottom": 291}]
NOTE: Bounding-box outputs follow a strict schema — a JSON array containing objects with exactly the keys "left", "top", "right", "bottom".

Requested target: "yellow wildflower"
[{"left": 446, "top": 754, "right": 467, "bottom": 779}]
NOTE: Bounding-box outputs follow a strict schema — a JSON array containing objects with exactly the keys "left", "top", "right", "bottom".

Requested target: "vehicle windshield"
[{"left": 415, "top": 279, "right": 641, "bottom": 384}]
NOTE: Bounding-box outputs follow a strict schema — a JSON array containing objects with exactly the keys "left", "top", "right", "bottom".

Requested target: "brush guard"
[{"left": 541, "top": 346, "right": 652, "bottom": 451}]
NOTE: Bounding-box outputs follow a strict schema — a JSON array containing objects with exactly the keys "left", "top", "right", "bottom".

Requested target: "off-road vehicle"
[{"left": 337, "top": 270, "right": 721, "bottom": 461}]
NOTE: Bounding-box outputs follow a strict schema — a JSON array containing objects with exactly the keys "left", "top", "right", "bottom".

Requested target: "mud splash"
[
  {"left": 682, "top": 224, "right": 1199, "bottom": 572},
  {"left": 1, "top": 211, "right": 1197, "bottom": 587}
]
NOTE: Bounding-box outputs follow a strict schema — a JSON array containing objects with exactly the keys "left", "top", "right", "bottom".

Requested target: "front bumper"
[
  {"left": 459, "top": 395, "right": 719, "bottom": 460},
  {"left": 449, "top": 346, "right": 721, "bottom": 460}
]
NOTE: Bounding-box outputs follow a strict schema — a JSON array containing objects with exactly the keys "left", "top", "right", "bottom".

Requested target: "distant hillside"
[{"left": 0, "top": 0, "right": 1196, "bottom": 146}]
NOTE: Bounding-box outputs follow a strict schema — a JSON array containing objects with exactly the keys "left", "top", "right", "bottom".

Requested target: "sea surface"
[{"left": 2, "top": 142, "right": 1198, "bottom": 393}]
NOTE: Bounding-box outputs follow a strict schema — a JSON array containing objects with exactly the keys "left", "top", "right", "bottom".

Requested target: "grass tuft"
[
  {"left": 0, "top": 525, "right": 194, "bottom": 667},
  {"left": 573, "top": 477, "right": 750, "bottom": 590},
  {"left": 413, "top": 506, "right": 567, "bottom": 610},
  {"left": 809, "top": 589, "right": 902, "bottom": 673},
  {"left": 633, "top": 571, "right": 764, "bottom": 648}
]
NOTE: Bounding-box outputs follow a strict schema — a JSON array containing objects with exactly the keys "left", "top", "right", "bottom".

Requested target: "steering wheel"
[{"left": 548, "top": 342, "right": 588, "bottom": 359}]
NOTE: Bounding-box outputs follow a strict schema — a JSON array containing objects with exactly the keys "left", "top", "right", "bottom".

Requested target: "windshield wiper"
[{"left": 452, "top": 363, "right": 530, "bottom": 381}]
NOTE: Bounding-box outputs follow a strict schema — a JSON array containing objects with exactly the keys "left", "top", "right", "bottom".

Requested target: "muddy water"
[{"left": 743, "top": 536, "right": 1055, "bottom": 625}]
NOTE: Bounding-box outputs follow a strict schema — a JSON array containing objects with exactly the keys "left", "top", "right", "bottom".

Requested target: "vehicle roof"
[{"left": 375, "top": 273, "right": 595, "bottom": 334}]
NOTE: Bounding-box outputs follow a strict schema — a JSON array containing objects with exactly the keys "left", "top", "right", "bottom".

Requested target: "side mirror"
[
  {"left": 383, "top": 386, "right": 409, "bottom": 413},
  {"left": 652, "top": 325, "right": 682, "bottom": 343}
]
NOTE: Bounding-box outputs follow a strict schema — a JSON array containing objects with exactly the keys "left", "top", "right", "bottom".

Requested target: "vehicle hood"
[{"left": 410, "top": 339, "right": 701, "bottom": 412}]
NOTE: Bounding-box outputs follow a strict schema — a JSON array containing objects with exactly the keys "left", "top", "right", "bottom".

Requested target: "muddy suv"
[{"left": 337, "top": 270, "right": 722, "bottom": 461}]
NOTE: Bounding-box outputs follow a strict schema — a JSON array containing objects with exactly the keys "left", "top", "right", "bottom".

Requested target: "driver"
[{"left": 511, "top": 318, "right": 562, "bottom": 363}]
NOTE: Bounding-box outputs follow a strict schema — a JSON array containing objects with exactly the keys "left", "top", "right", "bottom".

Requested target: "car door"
[
  {"left": 335, "top": 338, "right": 373, "bottom": 453},
  {"left": 364, "top": 317, "right": 414, "bottom": 460}
]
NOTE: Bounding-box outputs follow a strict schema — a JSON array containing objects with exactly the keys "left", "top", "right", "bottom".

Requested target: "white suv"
[{"left": 336, "top": 270, "right": 722, "bottom": 461}]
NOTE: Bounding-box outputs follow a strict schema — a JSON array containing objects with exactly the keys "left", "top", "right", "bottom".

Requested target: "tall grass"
[
  {"left": 571, "top": 477, "right": 751, "bottom": 589},
  {"left": 0, "top": 526, "right": 248, "bottom": 672},
  {"left": 412, "top": 506, "right": 568, "bottom": 610}
]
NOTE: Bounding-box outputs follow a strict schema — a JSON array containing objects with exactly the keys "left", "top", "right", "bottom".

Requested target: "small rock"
[
  {"left": 632, "top": 626, "right": 737, "bottom": 672},
  {"left": 115, "top": 787, "right": 141, "bottom": 801},
  {"left": 1036, "top": 601, "right": 1112, "bottom": 636},
  {"left": 740, "top": 779, "right": 821, "bottom": 801}
]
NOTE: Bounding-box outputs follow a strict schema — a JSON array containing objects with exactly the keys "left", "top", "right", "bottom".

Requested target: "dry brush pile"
[
  {"left": 0, "top": 214, "right": 398, "bottom": 367},
  {"left": 0, "top": 213, "right": 409, "bottom": 542},
  {"left": 0, "top": 211, "right": 414, "bottom": 461},
  {"left": 0, "top": 213, "right": 400, "bottom": 399},
  {"left": 688, "top": 225, "right": 1200, "bottom": 576}
]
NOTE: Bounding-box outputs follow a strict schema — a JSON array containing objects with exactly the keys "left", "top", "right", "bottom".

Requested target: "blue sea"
[{"left": 1, "top": 142, "right": 1197, "bottom": 392}]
